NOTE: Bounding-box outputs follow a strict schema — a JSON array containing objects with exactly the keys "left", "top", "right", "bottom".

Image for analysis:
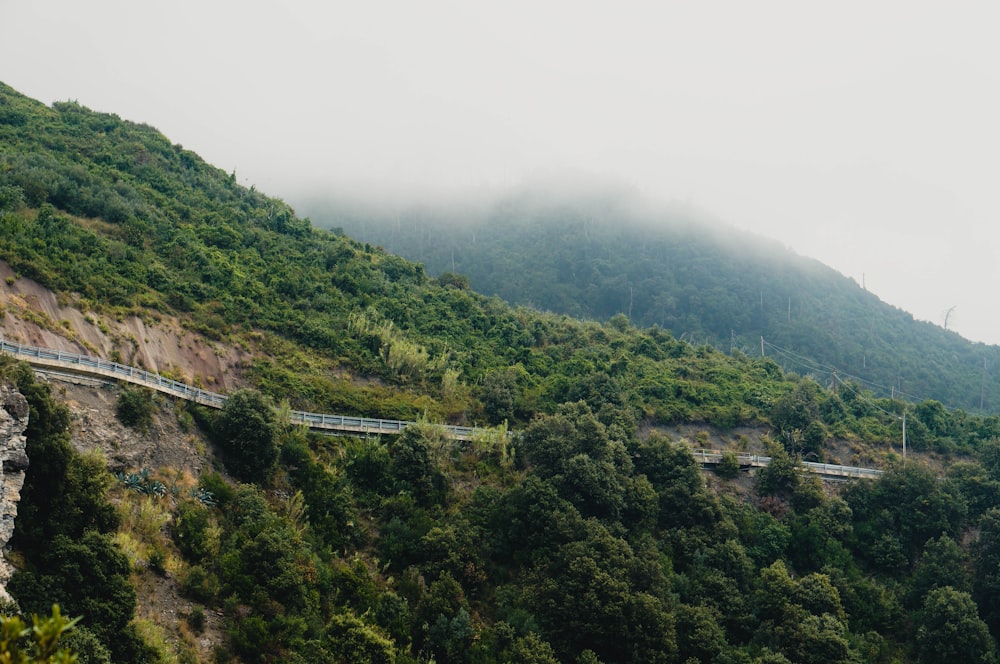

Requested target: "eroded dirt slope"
[{"left": 0, "top": 261, "right": 251, "bottom": 391}]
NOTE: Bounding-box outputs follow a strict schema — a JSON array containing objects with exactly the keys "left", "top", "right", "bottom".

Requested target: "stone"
[{"left": 0, "top": 385, "right": 28, "bottom": 600}]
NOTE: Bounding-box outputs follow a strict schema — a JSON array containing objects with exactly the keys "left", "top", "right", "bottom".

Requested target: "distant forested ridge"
[{"left": 303, "top": 186, "right": 1000, "bottom": 414}]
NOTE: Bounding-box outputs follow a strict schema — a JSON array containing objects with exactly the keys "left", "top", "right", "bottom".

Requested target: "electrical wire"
[{"left": 759, "top": 337, "right": 964, "bottom": 417}]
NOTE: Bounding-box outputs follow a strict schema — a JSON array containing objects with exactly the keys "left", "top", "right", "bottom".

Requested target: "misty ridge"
[{"left": 297, "top": 174, "right": 1000, "bottom": 415}]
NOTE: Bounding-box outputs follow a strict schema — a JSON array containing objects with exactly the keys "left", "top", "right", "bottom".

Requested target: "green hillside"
[
  {"left": 5, "top": 82, "right": 1000, "bottom": 662},
  {"left": 302, "top": 187, "right": 1000, "bottom": 414},
  {"left": 0, "top": 82, "right": 790, "bottom": 430}
]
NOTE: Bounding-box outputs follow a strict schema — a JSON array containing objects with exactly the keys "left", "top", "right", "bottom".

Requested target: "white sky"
[{"left": 4, "top": 1, "right": 1000, "bottom": 343}]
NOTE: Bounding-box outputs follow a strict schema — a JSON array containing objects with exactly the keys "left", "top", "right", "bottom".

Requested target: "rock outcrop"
[{"left": 0, "top": 386, "right": 28, "bottom": 599}]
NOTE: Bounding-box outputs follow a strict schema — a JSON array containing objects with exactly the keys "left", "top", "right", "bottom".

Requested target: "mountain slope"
[
  {"left": 0, "top": 81, "right": 805, "bottom": 432},
  {"left": 300, "top": 185, "right": 1000, "bottom": 414},
  {"left": 9, "top": 82, "right": 1000, "bottom": 663}
]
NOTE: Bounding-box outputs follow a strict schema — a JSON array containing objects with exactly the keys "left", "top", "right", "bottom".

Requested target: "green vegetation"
[
  {"left": 0, "top": 605, "right": 79, "bottom": 664},
  {"left": 307, "top": 188, "right": 1000, "bottom": 414},
  {"left": 212, "top": 389, "right": 279, "bottom": 483},
  {"left": 0, "top": 357, "right": 154, "bottom": 661},
  {"left": 7, "top": 81, "right": 1000, "bottom": 661},
  {"left": 116, "top": 386, "right": 154, "bottom": 429}
]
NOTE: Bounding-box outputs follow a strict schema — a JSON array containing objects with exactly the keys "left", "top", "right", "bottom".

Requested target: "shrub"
[
  {"left": 116, "top": 387, "right": 154, "bottom": 429},
  {"left": 186, "top": 606, "right": 206, "bottom": 634},
  {"left": 212, "top": 389, "right": 278, "bottom": 483},
  {"left": 181, "top": 565, "right": 220, "bottom": 604},
  {"left": 172, "top": 501, "right": 213, "bottom": 562},
  {"left": 716, "top": 450, "right": 741, "bottom": 479}
]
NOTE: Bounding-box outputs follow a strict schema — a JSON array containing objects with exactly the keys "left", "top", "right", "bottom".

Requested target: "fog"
[{"left": 4, "top": 2, "right": 1000, "bottom": 342}]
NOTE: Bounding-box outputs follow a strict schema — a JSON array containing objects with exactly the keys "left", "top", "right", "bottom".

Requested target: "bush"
[
  {"left": 181, "top": 565, "right": 220, "bottom": 603},
  {"left": 172, "top": 501, "right": 213, "bottom": 562},
  {"left": 716, "top": 450, "right": 741, "bottom": 479},
  {"left": 116, "top": 387, "right": 154, "bottom": 429},
  {"left": 186, "top": 606, "right": 206, "bottom": 634},
  {"left": 212, "top": 389, "right": 278, "bottom": 483},
  {"left": 148, "top": 546, "right": 167, "bottom": 576}
]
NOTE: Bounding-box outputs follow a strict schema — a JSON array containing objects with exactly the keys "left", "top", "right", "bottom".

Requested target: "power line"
[{"left": 759, "top": 336, "right": 963, "bottom": 414}]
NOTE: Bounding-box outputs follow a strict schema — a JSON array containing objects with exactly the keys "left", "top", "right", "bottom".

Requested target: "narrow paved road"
[{"left": 2, "top": 339, "right": 884, "bottom": 479}]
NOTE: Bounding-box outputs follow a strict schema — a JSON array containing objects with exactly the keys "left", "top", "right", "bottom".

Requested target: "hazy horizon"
[{"left": 4, "top": 2, "right": 999, "bottom": 344}]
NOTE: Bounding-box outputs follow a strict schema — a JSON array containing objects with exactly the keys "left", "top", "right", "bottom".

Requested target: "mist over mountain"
[{"left": 300, "top": 182, "right": 1000, "bottom": 414}]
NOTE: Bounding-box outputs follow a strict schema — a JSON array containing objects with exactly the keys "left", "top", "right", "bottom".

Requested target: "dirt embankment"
[{"left": 0, "top": 261, "right": 251, "bottom": 391}]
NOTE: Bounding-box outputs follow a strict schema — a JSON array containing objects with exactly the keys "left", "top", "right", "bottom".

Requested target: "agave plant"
[
  {"left": 189, "top": 487, "right": 217, "bottom": 507},
  {"left": 116, "top": 468, "right": 169, "bottom": 498}
]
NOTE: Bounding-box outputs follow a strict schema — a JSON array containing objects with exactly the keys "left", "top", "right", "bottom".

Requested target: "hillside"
[
  {"left": 300, "top": 186, "right": 1000, "bottom": 414},
  {"left": 5, "top": 81, "right": 1000, "bottom": 662}
]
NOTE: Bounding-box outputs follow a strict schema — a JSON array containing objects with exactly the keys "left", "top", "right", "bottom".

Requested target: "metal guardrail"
[
  {"left": 0, "top": 339, "right": 889, "bottom": 466},
  {"left": 0, "top": 339, "right": 487, "bottom": 440},
  {"left": 801, "top": 460, "right": 883, "bottom": 479},
  {"left": 691, "top": 448, "right": 883, "bottom": 479}
]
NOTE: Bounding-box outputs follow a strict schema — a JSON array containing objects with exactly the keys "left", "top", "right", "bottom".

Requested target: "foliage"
[
  {"left": 716, "top": 449, "right": 741, "bottom": 479},
  {"left": 213, "top": 389, "right": 279, "bottom": 483},
  {"left": 915, "top": 587, "right": 997, "bottom": 664},
  {"left": 0, "top": 359, "right": 118, "bottom": 554},
  {"left": 114, "top": 469, "right": 166, "bottom": 498},
  {"left": 0, "top": 605, "right": 79, "bottom": 664},
  {"left": 115, "top": 387, "right": 154, "bottom": 429},
  {"left": 9, "top": 532, "right": 137, "bottom": 654},
  {"left": 314, "top": 188, "right": 1000, "bottom": 415},
  {"left": 10, "top": 81, "right": 1000, "bottom": 663},
  {"left": 0, "top": 360, "right": 148, "bottom": 661}
]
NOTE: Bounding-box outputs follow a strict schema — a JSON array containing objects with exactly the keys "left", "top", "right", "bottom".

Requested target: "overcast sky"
[{"left": 4, "top": 1, "right": 1000, "bottom": 344}]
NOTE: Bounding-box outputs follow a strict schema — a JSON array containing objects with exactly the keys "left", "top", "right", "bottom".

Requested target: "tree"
[
  {"left": 845, "top": 463, "right": 968, "bottom": 571},
  {"left": 4, "top": 361, "right": 118, "bottom": 553},
  {"left": 530, "top": 521, "right": 675, "bottom": 662},
  {"left": 915, "top": 587, "right": 996, "bottom": 664},
  {"left": 9, "top": 531, "right": 137, "bottom": 656},
  {"left": 323, "top": 612, "right": 395, "bottom": 664},
  {"left": 755, "top": 446, "right": 800, "bottom": 499},
  {"left": 481, "top": 369, "right": 518, "bottom": 425},
  {"left": 115, "top": 386, "right": 154, "bottom": 429},
  {"left": 675, "top": 604, "right": 726, "bottom": 663},
  {"left": 213, "top": 389, "right": 278, "bottom": 483},
  {"left": 973, "top": 508, "right": 1000, "bottom": 636},
  {"left": 907, "top": 535, "right": 971, "bottom": 609},
  {"left": 752, "top": 562, "right": 855, "bottom": 663},
  {"left": 770, "top": 380, "right": 824, "bottom": 456},
  {"left": 716, "top": 449, "right": 741, "bottom": 479},
  {"left": 519, "top": 403, "right": 633, "bottom": 523},
  {"left": 389, "top": 424, "right": 447, "bottom": 507}
]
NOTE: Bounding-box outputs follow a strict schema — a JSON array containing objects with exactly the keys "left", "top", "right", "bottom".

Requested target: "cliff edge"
[{"left": 0, "top": 386, "right": 28, "bottom": 599}]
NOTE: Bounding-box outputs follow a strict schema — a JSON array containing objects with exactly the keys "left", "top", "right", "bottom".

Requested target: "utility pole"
[
  {"left": 902, "top": 412, "right": 907, "bottom": 464},
  {"left": 982, "top": 357, "right": 987, "bottom": 414},
  {"left": 761, "top": 336, "right": 765, "bottom": 358},
  {"left": 832, "top": 370, "right": 838, "bottom": 396}
]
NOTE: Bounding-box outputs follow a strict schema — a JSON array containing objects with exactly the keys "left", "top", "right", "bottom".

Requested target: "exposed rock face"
[{"left": 0, "top": 386, "right": 28, "bottom": 599}]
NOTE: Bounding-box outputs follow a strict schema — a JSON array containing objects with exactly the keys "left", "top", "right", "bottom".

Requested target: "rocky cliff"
[{"left": 0, "top": 386, "right": 28, "bottom": 599}]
